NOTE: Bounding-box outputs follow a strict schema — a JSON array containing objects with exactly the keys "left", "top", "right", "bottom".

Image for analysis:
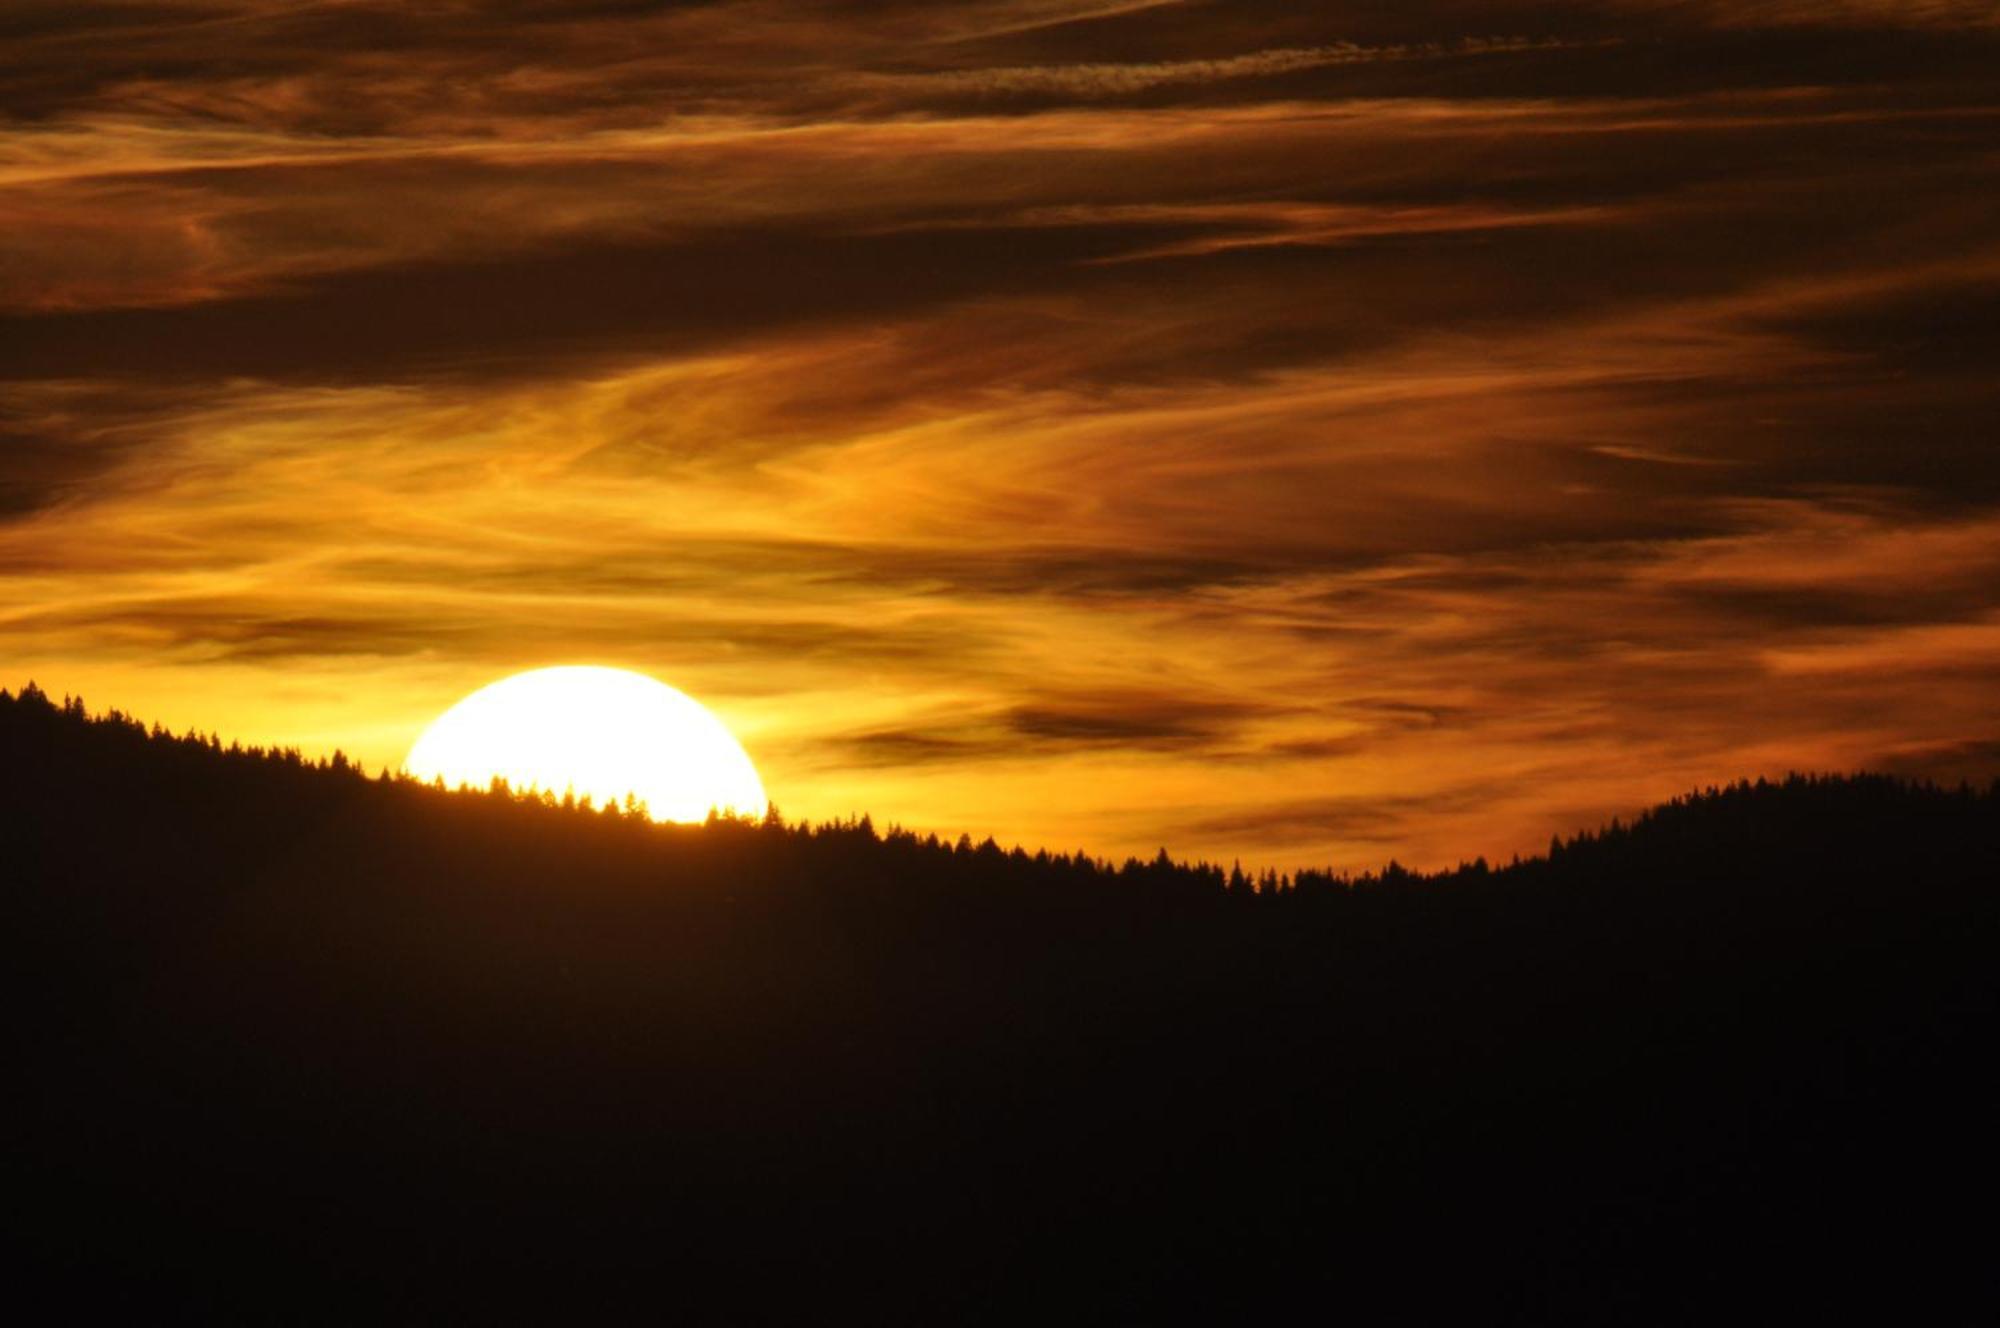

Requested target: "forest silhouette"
[{"left": 6, "top": 683, "right": 1996, "bottom": 1319}]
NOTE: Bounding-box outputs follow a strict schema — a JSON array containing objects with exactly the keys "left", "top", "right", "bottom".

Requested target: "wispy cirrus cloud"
[
  {"left": 846, "top": 35, "right": 1613, "bottom": 100},
  {"left": 3, "top": 0, "right": 1997, "bottom": 867},
  {"left": 1612, "top": 1, "right": 2000, "bottom": 31}
]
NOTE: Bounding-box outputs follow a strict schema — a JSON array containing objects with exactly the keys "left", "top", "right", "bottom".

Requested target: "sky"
[{"left": 4, "top": 1, "right": 1998, "bottom": 870}]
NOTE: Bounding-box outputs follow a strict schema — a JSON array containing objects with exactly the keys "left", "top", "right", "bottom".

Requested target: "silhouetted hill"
[{"left": 5, "top": 685, "right": 1997, "bottom": 1321}]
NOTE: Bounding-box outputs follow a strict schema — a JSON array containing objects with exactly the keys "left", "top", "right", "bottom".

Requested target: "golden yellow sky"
[{"left": 4, "top": 1, "right": 1998, "bottom": 868}]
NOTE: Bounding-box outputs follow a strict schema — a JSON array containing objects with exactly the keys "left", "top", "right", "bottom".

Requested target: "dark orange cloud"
[{"left": 3, "top": 1, "right": 1997, "bottom": 868}]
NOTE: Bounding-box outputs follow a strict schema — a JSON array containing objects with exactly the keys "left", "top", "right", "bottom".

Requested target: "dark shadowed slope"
[{"left": 5, "top": 685, "right": 1997, "bottom": 1321}]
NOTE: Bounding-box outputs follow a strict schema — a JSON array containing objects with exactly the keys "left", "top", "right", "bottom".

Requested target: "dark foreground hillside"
[{"left": 5, "top": 686, "right": 1997, "bottom": 1320}]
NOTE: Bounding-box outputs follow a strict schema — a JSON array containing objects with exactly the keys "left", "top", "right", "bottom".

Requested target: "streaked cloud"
[
  {"left": 1615, "top": 1, "right": 2000, "bottom": 31},
  {"left": 846, "top": 36, "right": 1613, "bottom": 100},
  {"left": 3, "top": 0, "right": 1996, "bottom": 867}
]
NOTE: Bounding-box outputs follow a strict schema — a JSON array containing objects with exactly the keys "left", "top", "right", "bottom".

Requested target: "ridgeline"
[{"left": 6, "top": 684, "right": 1996, "bottom": 1319}]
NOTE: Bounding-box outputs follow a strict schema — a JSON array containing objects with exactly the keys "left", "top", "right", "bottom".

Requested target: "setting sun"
[{"left": 405, "top": 666, "right": 767, "bottom": 822}]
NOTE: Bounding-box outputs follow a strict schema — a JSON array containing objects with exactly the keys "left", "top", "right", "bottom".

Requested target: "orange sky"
[{"left": 4, "top": 1, "right": 1998, "bottom": 869}]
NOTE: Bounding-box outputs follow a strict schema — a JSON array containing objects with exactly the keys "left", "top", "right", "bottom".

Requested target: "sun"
[{"left": 406, "top": 666, "right": 767, "bottom": 823}]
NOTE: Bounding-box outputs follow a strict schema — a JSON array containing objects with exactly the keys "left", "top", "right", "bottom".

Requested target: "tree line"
[{"left": 5, "top": 680, "right": 1995, "bottom": 1321}]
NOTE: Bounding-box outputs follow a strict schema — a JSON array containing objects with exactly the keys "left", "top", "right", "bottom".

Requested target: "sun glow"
[{"left": 406, "top": 666, "right": 767, "bottom": 822}]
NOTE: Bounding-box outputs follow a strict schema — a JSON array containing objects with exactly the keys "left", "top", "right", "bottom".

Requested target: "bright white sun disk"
[{"left": 406, "top": 666, "right": 767, "bottom": 822}]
